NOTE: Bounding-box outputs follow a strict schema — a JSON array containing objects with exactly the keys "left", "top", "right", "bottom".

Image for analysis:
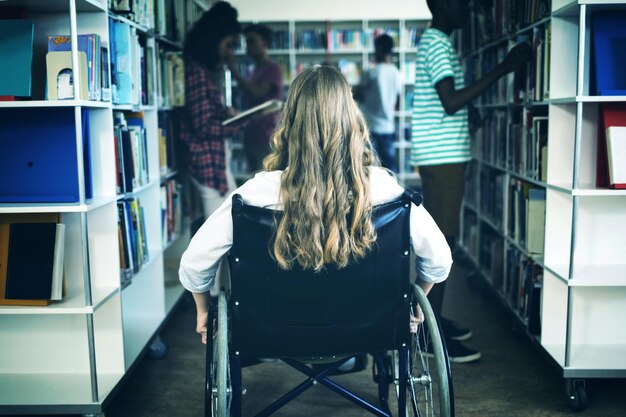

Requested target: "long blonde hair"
[{"left": 264, "top": 65, "right": 377, "bottom": 272}]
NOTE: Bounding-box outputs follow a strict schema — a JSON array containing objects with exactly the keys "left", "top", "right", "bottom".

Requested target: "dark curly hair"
[
  {"left": 183, "top": 1, "right": 241, "bottom": 69},
  {"left": 244, "top": 24, "right": 274, "bottom": 46}
]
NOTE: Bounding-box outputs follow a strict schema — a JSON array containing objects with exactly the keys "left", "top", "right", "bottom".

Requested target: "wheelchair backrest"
[{"left": 228, "top": 190, "right": 421, "bottom": 359}]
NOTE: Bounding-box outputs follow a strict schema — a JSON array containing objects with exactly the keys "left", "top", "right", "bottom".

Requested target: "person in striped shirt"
[{"left": 411, "top": 0, "right": 530, "bottom": 363}]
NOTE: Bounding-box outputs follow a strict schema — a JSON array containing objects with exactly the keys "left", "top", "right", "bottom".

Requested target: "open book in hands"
[{"left": 221, "top": 99, "right": 283, "bottom": 126}]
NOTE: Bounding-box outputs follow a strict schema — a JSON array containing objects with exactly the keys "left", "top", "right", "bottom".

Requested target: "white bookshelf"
[
  {"left": 458, "top": 0, "right": 626, "bottom": 410},
  {"left": 231, "top": 18, "right": 428, "bottom": 186},
  {"left": 0, "top": 0, "right": 205, "bottom": 413}
]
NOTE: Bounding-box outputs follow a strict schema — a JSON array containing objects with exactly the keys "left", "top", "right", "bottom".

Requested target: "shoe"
[
  {"left": 440, "top": 317, "right": 473, "bottom": 341},
  {"left": 444, "top": 339, "right": 481, "bottom": 364}
]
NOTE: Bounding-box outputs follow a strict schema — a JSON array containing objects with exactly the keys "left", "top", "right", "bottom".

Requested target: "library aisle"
[{"left": 86, "top": 265, "right": 626, "bottom": 416}]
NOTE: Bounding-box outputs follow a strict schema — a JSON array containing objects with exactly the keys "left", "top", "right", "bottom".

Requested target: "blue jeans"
[{"left": 371, "top": 132, "right": 397, "bottom": 172}]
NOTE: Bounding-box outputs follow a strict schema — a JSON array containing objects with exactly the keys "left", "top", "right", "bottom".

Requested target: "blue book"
[
  {"left": 591, "top": 12, "right": 626, "bottom": 96},
  {"left": 109, "top": 18, "right": 119, "bottom": 102},
  {"left": 0, "top": 19, "right": 34, "bottom": 96},
  {"left": 112, "top": 21, "right": 133, "bottom": 104},
  {"left": 124, "top": 200, "right": 139, "bottom": 273},
  {"left": 81, "top": 110, "right": 94, "bottom": 199}
]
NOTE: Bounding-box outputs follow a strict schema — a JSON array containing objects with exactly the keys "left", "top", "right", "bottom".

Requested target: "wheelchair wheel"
[
  {"left": 395, "top": 284, "right": 453, "bottom": 417},
  {"left": 210, "top": 292, "right": 231, "bottom": 417}
]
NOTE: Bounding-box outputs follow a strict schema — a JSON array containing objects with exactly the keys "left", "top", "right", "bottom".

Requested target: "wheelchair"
[{"left": 205, "top": 190, "right": 454, "bottom": 417}]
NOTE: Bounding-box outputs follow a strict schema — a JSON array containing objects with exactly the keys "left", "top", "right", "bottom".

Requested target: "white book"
[
  {"left": 606, "top": 126, "right": 626, "bottom": 186},
  {"left": 50, "top": 223, "right": 65, "bottom": 301},
  {"left": 526, "top": 189, "right": 546, "bottom": 255},
  {"left": 222, "top": 99, "right": 283, "bottom": 126}
]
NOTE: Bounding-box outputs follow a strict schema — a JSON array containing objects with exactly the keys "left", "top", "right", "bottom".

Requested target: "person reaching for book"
[{"left": 411, "top": 0, "right": 531, "bottom": 363}]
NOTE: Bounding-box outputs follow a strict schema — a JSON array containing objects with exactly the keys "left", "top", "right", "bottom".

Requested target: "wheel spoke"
[{"left": 400, "top": 285, "right": 452, "bottom": 417}]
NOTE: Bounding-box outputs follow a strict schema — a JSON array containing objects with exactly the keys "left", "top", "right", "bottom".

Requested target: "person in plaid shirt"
[{"left": 182, "top": 1, "right": 248, "bottom": 217}]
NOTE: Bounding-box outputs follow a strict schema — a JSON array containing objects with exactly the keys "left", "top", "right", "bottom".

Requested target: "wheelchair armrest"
[
  {"left": 403, "top": 188, "right": 423, "bottom": 207},
  {"left": 232, "top": 193, "right": 244, "bottom": 213}
]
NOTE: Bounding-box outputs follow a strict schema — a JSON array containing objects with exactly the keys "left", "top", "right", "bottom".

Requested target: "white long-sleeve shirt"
[{"left": 179, "top": 167, "right": 452, "bottom": 293}]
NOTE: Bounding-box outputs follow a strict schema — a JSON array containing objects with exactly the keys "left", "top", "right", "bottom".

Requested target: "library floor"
[{"left": 16, "top": 264, "right": 626, "bottom": 417}]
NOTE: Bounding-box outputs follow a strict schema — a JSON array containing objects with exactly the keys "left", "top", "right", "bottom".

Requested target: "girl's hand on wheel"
[{"left": 410, "top": 305, "right": 424, "bottom": 333}]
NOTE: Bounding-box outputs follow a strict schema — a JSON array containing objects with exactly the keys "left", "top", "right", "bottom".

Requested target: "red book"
[{"left": 596, "top": 103, "right": 626, "bottom": 189}]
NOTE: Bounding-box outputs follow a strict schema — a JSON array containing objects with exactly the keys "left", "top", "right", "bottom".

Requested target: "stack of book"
[{"left": 117, "top": 198, "right": 149, "bottom": 286}]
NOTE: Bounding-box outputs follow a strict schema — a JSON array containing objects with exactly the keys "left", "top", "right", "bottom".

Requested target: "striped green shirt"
[{"left": 411, "top": 28, "right": 470, "bottom": 166}]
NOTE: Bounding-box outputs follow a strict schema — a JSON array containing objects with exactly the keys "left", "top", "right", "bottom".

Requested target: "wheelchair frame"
[
  {"left": 205, "top": 191, "right": 454, "bottom": 416},
  {"left": 206, "top": 283, "right": 453, "bottom": 417}
]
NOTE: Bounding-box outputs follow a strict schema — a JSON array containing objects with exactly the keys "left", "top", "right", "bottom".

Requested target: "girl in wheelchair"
[{"left": 179, "top": 64, "right": 452, "bottom": 343}]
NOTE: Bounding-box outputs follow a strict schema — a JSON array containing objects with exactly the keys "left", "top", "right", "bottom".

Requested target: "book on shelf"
[
  {"left": 480, "top": 170, "right": 504, "bottom": 228},
  {"left": 0, "top": 19, "right": 34, "bottom": 98},
  {"left": 591, "top": 11, "right": 626, "bottom": 96},
  {"left": 516, "top": 259, "right": 542, "bottom": 323},
  {"left": 117, "top": 202, "right": 134, "bottom": 284},
  {"left": 110, "top": 21, "right": 133, "bottom": 104},
  {"left": 110, "top": 20, "right": 140, "bottom": 105},
  {"left": 141, "top": 40, "right": 155, "bottom": 106},
  {"left": 160, "top": 178, "right": 183, "bottom": 246},
  {"left": 508, "top": 179, "right": 527, "bottom": 245},
  {"left": 113, "top": 111, "right": 150, "bottom": 194},
  {"left": 110, "top": 0, "right": 156, "bottom": 31},
  {"left": 606, "top": 126, "right": 626, "bottom": 189},
  {"left": 158, "top": 111, "right": 178, "bottom": 176},
  {"left": 48, "top": 34, "right": 102, "bottom": 101},
  {"left": 527, "top": 280, "right": 542, "bottom": 336},
  {"left": 532, "top": 116, "right": 549, "bottom": 182},
  {"left": 156, "top": 47, "right": 185, "bottom": 108},
  {"left": 596, "top": 103, "right": 626, "bottom": 189},
  {"left": 525, "top": 188, "right": 546, "bottom": 255},
  {"left": 117, "top": 197, "right": 149, "bottom": 284},
  {"left": 504, "top": 246, "right": 543, "bottom": 328},
  {"left": 101, "top": 44, "right": 112, "bottom": 102},
  {"left": 490, "top": 238, "right": 505, "bottom": 290},
  {"left": 154, "top": 0, "right": 184, "bottom": 42},
  {"left": 0, "top": 214, "right": 64, "bottom": 306},
  {"left": 109, "top": 0, "right": 131, "bottom": 13},
  {"left": 526, "top": 24, "right": 550, "bottom": 102},
  {"left": 222, "top": 99, "right": 283, "bottom": 126},
  {"left": 125, "top": 112, "right": 150, "bottom": 187},
  {"left": 327, "top": 29, "right": 366, "bottom": 51},
  {"left": 295, "top": 29, "right": 327, "bottom": 50},
  {"left": 168, "top": 51, "right": 185, "bottom": 107}
]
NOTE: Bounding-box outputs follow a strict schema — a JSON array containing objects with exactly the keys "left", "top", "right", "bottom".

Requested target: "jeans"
[{"left": 371, "top": 132, "right": 397, "bottom": 172}]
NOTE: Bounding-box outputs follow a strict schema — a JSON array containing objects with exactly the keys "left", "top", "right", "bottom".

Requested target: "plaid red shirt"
[{"left": 181, "top": 60, "right": 246, "bottom": 194}]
